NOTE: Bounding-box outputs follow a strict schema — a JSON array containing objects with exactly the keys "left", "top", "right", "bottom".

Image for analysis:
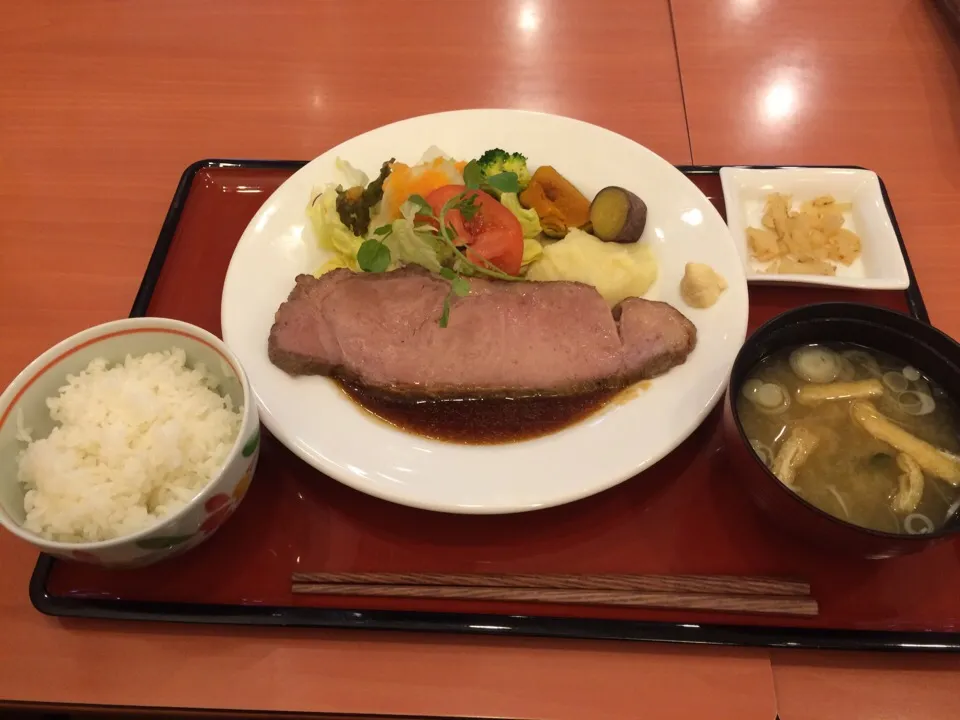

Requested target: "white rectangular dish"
[{"left": 719, "top": 166, "right": 910, "bottom": 290}]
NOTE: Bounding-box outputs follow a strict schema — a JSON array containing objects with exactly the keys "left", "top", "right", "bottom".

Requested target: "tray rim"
[{"left": 28, "top": 159, "right": 950, "bottom": 653}]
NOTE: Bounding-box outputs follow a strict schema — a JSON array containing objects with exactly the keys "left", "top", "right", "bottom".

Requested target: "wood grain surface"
[
  {"left": 0, "top": 0, "right": 689, "bottom": 391},
  {"left": 291, "top": 571, "right": 812, "bottom": 596},
  {"left": 0, "top": 512, "right": 775, "bottom": 719},
  {"left": 673, "top": 0, "right": 960, "bottom": 339},
  {"left": 672, "top": 1, "right": 960, "bottom": 718},
  {"left": 0, "top": 2, "right": 773, "bottom": 719},
  {"left": 2, "top": 0, "right": 960, "bottom": 717},
  {"left": 291, "top": 585, "right": 819, "bottom": 617}
]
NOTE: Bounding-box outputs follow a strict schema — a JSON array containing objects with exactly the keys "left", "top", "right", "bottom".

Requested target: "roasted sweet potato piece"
[{"left": 589, "top": 186, "right": 648, "bottom": 243}]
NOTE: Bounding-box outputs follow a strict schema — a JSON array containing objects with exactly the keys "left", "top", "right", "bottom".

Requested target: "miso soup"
[{"left": 736, "top": 342, "right": 960, "bottom": 535}]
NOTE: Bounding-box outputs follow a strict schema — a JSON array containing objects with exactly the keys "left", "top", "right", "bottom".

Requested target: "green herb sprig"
[
  {"left": 355, "top": 172, "right": 522, "bottom": 327},
  {"left": 438, "top": 268, "right": 470, "bottom": 328},
  {"left": 462, "top": 159, "right": 520, "bottom": 195},
  {"left": 356, "top": 224, "right": 392, "bottom": 272}
]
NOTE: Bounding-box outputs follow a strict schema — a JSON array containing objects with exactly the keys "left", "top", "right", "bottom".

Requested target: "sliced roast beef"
[{"left": 268, "top": 267, "right": 697, "bottom": 397}]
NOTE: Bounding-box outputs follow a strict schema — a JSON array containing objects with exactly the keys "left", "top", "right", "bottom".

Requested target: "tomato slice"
[{"left": 424, "top": 185, "right": 524, "bottom": 276}]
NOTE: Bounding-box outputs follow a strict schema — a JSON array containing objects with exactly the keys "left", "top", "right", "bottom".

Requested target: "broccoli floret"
[
  {"left": 476, "top": 148, "right": 531, "bottom": 191},
  {"left": 500, "top": 156, "right": 531, "bottom": 190},
  {"left": 476, "top": 148, "right": 509, "bottom": 175}
]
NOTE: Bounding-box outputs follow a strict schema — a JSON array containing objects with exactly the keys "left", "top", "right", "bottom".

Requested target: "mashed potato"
[{"left": 525, "top": 228, "right": 657, "bottom": 306}]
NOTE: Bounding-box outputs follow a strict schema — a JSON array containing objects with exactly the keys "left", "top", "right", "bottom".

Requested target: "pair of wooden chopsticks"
[{"left": 291, "top": 572, "right": 818, "bottom": 617}]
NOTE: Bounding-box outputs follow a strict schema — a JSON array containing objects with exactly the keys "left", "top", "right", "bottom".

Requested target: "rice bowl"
[
  {"left": 0, "top": 318, "right": 260, "bottom": 568},
  {"left": 17, "top": 348, "right": 243, "bottom": 543}
]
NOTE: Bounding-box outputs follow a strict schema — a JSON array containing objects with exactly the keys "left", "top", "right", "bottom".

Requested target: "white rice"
[{"left": 17, "top": 348, "right": 242, "bottom": 543}]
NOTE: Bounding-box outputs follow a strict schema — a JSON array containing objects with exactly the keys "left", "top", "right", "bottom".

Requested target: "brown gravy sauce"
[{"left": 338, "top": 381, "right": 651, "bottom": 444}]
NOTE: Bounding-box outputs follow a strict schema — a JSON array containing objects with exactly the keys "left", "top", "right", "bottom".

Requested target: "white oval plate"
[{"left": 221, "top": 109, "right": 748, "bottom": 514}]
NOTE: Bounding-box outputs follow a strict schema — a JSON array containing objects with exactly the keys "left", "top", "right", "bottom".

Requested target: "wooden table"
[{"left": 1, "top": 1, "right": 959, "bottom": 717}]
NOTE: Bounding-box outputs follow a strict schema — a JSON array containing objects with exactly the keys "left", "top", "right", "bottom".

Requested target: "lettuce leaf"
[
  {"left": 335, "top": 158, "right": 369, "bottom": 188},
  {"left": 521, "top": 237, "right": 544, "bottom": 270},
  {"left": 307, "top": 181, "right": 536, "bottom": 279},
  {"left": 382, "top": 201, "right": 452, "bottom": 273},
  {"left": 500, "top": 192, "right": 542, "bottom": 238},
  {"left": 307, "top": 185, "right": 364, "bottom": 274}
]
